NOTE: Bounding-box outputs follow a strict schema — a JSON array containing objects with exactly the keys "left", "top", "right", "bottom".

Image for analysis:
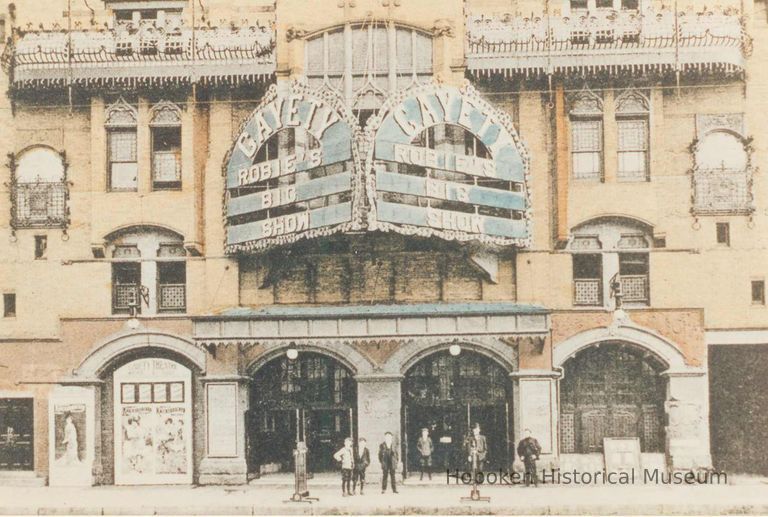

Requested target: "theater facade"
[{"left": 0, "top": 0, "right": 765, "bottom": 487}]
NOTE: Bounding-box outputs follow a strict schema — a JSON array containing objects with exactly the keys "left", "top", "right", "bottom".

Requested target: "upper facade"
[{"left": 0, "top": 0, "right": 765, "bottom": 336}]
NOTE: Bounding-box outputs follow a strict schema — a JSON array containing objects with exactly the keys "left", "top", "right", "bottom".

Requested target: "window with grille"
[
  {"left": 112, "top": 262, "right": 141, "bottom": 314},
  {"left": 573, "top": 254, "right": 603, "bottom": 306},
  {"left": 619, "top": 252, "right": 649, "bottom": 304},
  {"left": 305, "top": 23, "right": 433, "bottom": 115},
  {"left": 571, "top": 119, "right": 603, "bottom": 180},
  {"left": 157, "top": 262, "right": 186, "bottom": 313},
  {"left": 617, "top": 119, "right": 648, "bottom": 181},
  {"left": 12, "top": 146, "right": 68, "bottom": 229},
  {"left": 108, "top": 130, "right": 138, "bottom": 191}
]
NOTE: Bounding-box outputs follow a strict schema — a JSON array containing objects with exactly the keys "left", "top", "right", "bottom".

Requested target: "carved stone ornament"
[
  {"left": 105, "top": 97, "right": 138, "bottom": 127},
  {"left": 568, "top": 85, "right": 603, "bottom": 116},
  {"left": 285, "top": 26, "right": 308, "bottom": 42},
  {"left": 615, "top": 89, "right": 650, "bottom": 115},
  {"left": 150, "top": 101, "right": 182, "bottom": 127},
  {"left": 695, "top": 113, "right": 744, "bottom": 138},
  {"left": 432, "top": 19, "right": 455, "bottom": 38}
]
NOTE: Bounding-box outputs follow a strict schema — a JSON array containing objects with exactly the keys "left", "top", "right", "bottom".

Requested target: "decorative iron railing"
[
  {"left": 620, "top": 274, "right": 649, "bottom": 304},
  {"left": 9, "top": 24, "right": 276, "bottom": 89},
  {"left": 11, "top": 181, "right": 68, "bottom": 229},
  {"left": 692, "top": 167, "right": 753, "bottom": 215},
  {"left": 158, "top": 284, "right": 186, "bottom": 312},
  {"left": 574, "top": 278, "right": 602, "bottom": 306},
  {"left": 113, "top": 283, "right": 140, "bottom": 313},
  {"left": 467, "top": 7, "right": 751, "bottom": 77}
]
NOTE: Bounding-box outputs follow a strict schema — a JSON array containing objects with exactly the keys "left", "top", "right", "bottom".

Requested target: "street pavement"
[{"left": 1, "top": 475, "right": 768, "bottom": 515}]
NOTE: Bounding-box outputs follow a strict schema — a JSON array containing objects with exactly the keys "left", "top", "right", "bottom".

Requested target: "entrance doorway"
[
  {"left": 559, "top": 342, "right": 666, "bottom": 454},
  {"left": 247, "top": 353, "right": 356, "bottom": 476},
  {"left": 0, "top": 398, "right": 34, "bottom": 470},
  {"left": 402, "top": 350, "right": 512, "bottom": 474}
]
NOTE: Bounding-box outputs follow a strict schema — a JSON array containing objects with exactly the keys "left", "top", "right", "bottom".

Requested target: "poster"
[{"left": 53, "top": 403, "right": 86, "bottom": 466}]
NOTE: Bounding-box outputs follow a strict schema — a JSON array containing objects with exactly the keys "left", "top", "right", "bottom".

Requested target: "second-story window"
[
  {"left": 106, "top": 98, "right": 139, "bottom": 192},
  {"left": 107, "top": 227, "right": 186, "bottom": 315},
  {"left": 569, "top": 88, "right": 604, "bottom": 181},
  {"left": 616, "top": 89, "right": 650, "bottom": 182},
  {"left": 150, "top": 101, "right": 182, "bottom": 190},
  {"left": 11, "top": 145, "right": 68, "bottom": 229}
]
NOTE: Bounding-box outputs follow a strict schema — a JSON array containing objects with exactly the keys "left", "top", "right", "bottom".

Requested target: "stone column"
[
  {"left": 49, "top": 385, "right": 98, "bottom": 486},
  {"left": 355, "top": 374, "right": 403, "bottom": 476},
  {"left": 510, "top": 370, "right": 560, "bottom": 471},
  {"left": 198, "top": 376, "right": 250, "bottom": 485},
  {"left": 664, "top": 369, "right": 712, "bottom": 471}
]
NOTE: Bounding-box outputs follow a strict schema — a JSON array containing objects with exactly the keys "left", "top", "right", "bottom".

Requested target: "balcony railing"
[
  {"left": 158, "top": 284, "right": 186, "bottom": 313},
  {"left": 8, "top": 23, "right": 275, "bottom": 89},
  {"left": 11, "top": 181, "right": 68, "bottom": 229},
  {"left": 467, "top": 7, "right": 751, "bottom": 77},
  {"left": 574, "top": 278, "right": 602, "bottom": 306},
  {"left": 113, "top": 283, "right": 140, "bottom": 314},
  {"left": 620, "top": 275, "right": 649, "bottom": 304}
]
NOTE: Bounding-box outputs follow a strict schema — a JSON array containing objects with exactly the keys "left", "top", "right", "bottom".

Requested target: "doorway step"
[{"left": 0, "top": 470, "right": 46, "bottom": 486}]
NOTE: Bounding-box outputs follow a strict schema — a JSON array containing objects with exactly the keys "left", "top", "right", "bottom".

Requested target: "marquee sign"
[
  {"left": 224, "top": 82, "right": 361, "bottom": 253},
  {"left": 367, "top": 83, "right": 530, "bottom": 246}
]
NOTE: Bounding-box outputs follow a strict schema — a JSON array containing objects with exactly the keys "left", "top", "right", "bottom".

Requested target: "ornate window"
[
  {"left": 569, "top": 88, "right": 604, "bottom": 181},
  {"left": 106, "top": 226, "right": 186, "bottom": 315},
  {"left": 569, "top": 217, "right": 652, "bottom": 307},
  {"left": 615, "top": 89, "right": 650, "bottom": 182},
  {"left": 10, "top": 145, "right": 68, "bottom": 230},
  {"left": 105, "top": 98, "right": 138, "bottom": 192},
  {"left": 692, "top": 115, "right": 753, "bottom": 215},
  {"left": 304, "top": 22, "right": 433, "bottom": 120},
  {"left": 150, "top": 101, "right": 182, "bottom": 190}
]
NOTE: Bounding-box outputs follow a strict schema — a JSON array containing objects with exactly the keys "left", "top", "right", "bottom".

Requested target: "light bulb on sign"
[
  {"left": 449, "top": 344, "right": 462, "bottom": 357},
  {"left": 286, "top": 348, "right": 299, "bottom": 361}
]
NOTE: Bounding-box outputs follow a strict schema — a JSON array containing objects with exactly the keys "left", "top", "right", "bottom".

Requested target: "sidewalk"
[{"left": 2, "top": 478, "right": 768, "bottom": 515}]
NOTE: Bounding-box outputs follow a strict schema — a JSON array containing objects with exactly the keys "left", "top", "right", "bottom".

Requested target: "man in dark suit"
[
  {"left": 378, "top": 431, "right": 399, "bottom": 494},
  {"left": 464, "top": 423, "right": 488, "bottom": 472},
  {"left": 517, "top": 428, "right": 542, "bottom": 487}
]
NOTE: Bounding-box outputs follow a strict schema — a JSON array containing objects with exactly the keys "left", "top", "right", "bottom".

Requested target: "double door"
[
  {"left": 247, "top": 407, "right": 354, "bottom": 475},
  {"left": 0, "top": 398, "right": 34, "bottom": 471}
]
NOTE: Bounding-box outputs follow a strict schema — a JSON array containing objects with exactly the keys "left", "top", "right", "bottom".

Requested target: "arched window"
[
  {"left": 11, "top": 145, "right": 68, "bottom": 229},
  {"left": 692, "top": 129, "right": 752, "bottom": 214},
  {"left": 106, "top": 226, "right": 186, "bottom": 315},
  {"left": 568, "top": 87, "right": 604, "bottom": 181},
  {"left": 105, "top": 97, "right": 139, "bottom": 192},
  {"left": 569, "top": 217, "right": 652, "bottom": 307},
  {"left": 615, "top": 89, "right": 650, "bottom": 182},
  {"left": 150, "top": 101, "right": 182, "bottom": 190},
  {"left": 305, "top": 22, "right": 433, "bottom": 121}
]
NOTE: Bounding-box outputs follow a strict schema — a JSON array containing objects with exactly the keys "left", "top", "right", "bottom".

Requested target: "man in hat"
[
  {"left": 517, "top": 428, "right": 542, "bottom": 487},
  {"left": 378, "top": 431, "right": 399, "bottom": 494}
]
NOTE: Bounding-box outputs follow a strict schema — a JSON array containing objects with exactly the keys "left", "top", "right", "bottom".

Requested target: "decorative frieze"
[{"left": 467, "top": 7, "right": 750, "bottom": 78}]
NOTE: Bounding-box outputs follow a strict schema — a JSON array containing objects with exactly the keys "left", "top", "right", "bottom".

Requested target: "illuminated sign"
[
  {"left": 369, "top": 84, "right": 530, "bottom": 246},
  {"left": 224, "top": 82, "right": 359, "bottom": 252}
]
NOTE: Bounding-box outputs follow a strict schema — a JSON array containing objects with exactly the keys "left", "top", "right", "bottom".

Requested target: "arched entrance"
[
  {"left": 247, "top": 352, "right": 357, "bottom": 476},
  {"left": 559, "top": 342, "right": 666, "bottom": 454},
  {"left": 402, "top": 350, "right": 512, "bottom": 473}
]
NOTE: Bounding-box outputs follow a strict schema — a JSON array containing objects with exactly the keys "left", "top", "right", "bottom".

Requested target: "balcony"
[
  {"left": 620, "top": 274, "right": 649, "bottom": 304},
  {"left": 158, "top": 284, "right": 186, "bottom": 313},
  {"left": 574, "top": 278, "right": 602, "bottom": 306},
  {"left": 8, "top": 22, "right": 275, "bottom": 90},
  {"left": 466, "top": 7, "right": 751, "bottom": 78},
  {"left": 11, "top": 181, "right": 68, "bottom": 229}
]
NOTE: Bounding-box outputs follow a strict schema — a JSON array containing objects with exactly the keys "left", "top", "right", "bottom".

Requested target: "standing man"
[
  {"left": 517, "top": 428, "right": 542, "bottom": 487},
  {"left": 353, "top": 437, "right": 370, "bottom": 495},
  {"left": 378, "top": 431, "right": 399, "bottom": 494},
  {"left": 464, "top": 423, "right": 488, "bottom": 472},
  {"left": 416, "top": 428, "right": 434, "bottom": 480}
]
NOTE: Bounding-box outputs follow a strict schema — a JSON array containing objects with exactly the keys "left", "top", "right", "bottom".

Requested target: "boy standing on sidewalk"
[
  {"left": 333, "top": 437, "right": 355, "bottom": 497},
  {"left": 352, "top": 437, "right": 370, "bottom": 495}
]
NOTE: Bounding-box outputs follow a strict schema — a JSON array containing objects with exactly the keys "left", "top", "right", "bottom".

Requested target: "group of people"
[
  {"left": 332, "top": 424, "right": 544, "bottom": 495},
  {"left": 332, "top": 431, "right": 400, "bottom": 496}
]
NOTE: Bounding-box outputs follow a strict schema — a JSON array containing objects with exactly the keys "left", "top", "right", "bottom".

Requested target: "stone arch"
[
  {"left": 553, "top": 322, "right": 688, "bottom": 374},
  {"left": 103, "top": 223, "right": 185, "bottom": 243},
  {"left": 246, "top": 340, "right": 376, "bottom": 377},
  {"left": 384, "top": 336, "right": 518, "bottom": 375},
  {"left": 73, "top": 330, "right": 206, "bottom": 380}
]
